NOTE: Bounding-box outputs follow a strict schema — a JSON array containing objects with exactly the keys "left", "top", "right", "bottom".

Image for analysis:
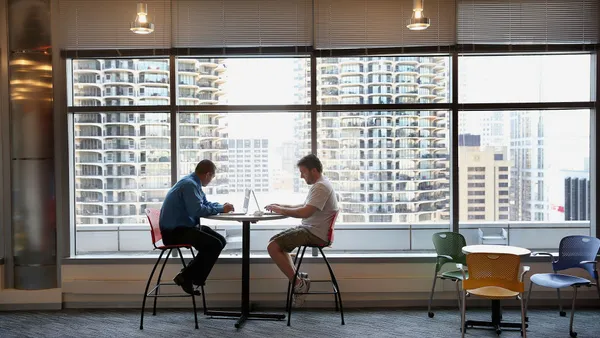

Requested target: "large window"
[
  {"left": 176, "top": 58, "right": 310, "bottom": 105},
  {"left": 317, "top": 111, "right": 450, "bottom": 225},
  {"left": 69, "top": 59, "right": 171, "bottom": 107},
  {"left": 71, "top": 57, "right": 311, "bottom": 253},
  {"left": 459, "top": 54, "right": 592, "bottom": 103},
  {"left": 69, "top": 52, "right": 596, "bottom": 255},
  {"left": 318, "top": 56, "right": 450, "bottom": 104},
  {"left": 458, "top": 108, "right": 591, "bottom": 249},
  {"left": 178, "top": 112, "right": 308, "bottom": 227},
  {"left": 73, "top": 112, "right": 171, "bottom": 253}
]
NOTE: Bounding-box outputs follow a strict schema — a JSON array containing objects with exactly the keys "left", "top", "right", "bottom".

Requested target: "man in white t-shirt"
[{"left": 265, "top": 154, "right": 338, "bottom": 306}]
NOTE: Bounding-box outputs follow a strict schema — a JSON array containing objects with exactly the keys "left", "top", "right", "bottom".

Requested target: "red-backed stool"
[
  {"left": 139, "top": 208, "right": 206, "bottom": 330},
  {"left": 285, "top": 211, "right": 345, "bottom": 326}
]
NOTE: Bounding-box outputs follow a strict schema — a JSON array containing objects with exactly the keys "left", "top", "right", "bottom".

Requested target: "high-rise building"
[
  {"left": 73, "top": 59, "right": 227, "bottom": 226},
  {"left": 272, "top": 141, "right": 299, "bottom": 192},
  {"left": 295, "top": 57, "right": 450, "bottom": 223},
  {"left": 459, "top": 112, "right": 507, "bottom": 147},
  {"left": 546, "top": 170, "right": 591, "bottom": 222},
  {"left": 508, "top": 111, "right": 589, "bottom": 222},
  {"left": 227, "top": 139, "right": 270, "bottom": 193},
  {"left": 458, "top": 137, "right": 511, "bottom": 221}
]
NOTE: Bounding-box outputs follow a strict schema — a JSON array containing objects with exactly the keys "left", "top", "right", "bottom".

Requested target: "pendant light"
[
  {"left": 130, "top": 3, "right": 155, "bottom": 34},
  {"left": 407, "top": 0, "right": 430, "bottom": 31}
]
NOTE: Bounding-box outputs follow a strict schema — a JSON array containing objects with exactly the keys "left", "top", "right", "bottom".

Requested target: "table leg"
[
  {"left": 464, "top": 300, "right": 527, "bottom": 333},
  {"left": 207, "top": 220, "right": 285, "bottom": 328},
  {"left": 491, "top": 299, "right": 501, "bottom": 325}
]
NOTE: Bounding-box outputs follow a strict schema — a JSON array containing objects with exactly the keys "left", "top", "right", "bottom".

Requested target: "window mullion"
[
  {"left": 170, "top": 55, "right": 178, "bottom": 185},
  {"left": 451, "top": 51, "right": 459, "bottom": 233}
]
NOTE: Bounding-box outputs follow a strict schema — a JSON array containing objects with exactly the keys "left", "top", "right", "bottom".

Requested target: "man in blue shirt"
[{"left": 160, "top": 159, "right": 234, "bottom": 295}]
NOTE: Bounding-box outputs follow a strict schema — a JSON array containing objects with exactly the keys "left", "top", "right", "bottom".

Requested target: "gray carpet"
[{"left": 0, "top": 308, "right": 598, "bottom": 338}]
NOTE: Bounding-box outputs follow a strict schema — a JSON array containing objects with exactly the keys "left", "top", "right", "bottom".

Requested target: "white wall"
[
  {"left": 58, "top": 261, "right": 600, "bottom": 308},
  {"left": 0, "top": 259, "right": 598, "bottom": 310}
]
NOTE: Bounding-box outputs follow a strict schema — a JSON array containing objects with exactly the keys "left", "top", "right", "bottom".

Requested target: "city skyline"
[{"left": 72, "top": 55, "right": 592, "bottom": 231}]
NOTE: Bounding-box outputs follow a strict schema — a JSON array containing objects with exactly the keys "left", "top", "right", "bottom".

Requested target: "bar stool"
[
  {"left": 285, "top": 211, "right": 344, "bottom": 326},
  {"left": 139, "top": 208, "right": 206, "bottom": 330}
]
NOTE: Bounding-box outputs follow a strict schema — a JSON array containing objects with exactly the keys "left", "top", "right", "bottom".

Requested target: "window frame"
[{"left": 62, "top": 48, "right": 599, "bottom": 258}]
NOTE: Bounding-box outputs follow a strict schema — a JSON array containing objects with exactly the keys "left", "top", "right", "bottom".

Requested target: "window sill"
[{"left": 61, "top": 252, "right": 560, "bottom": 265}]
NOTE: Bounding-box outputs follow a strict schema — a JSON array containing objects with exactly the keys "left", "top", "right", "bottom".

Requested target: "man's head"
[
  {"left": 297, "top": 154, "right": 323, "bottom": 185},
  {"left": 195, "top": 160, "right": 216, "bottom": 187}
]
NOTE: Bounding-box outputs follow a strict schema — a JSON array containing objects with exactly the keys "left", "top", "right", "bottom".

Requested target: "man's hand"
[
  {"left": 223, "top": 203, "right": 234, "bottom": 213},
  {"left": 265, "top": 204, "right": 282, "bottom": 214}
]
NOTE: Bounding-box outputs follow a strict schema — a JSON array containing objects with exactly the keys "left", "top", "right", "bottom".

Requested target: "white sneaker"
[{"left": 293, "top": 277, "right": 311, "bottom": 307}]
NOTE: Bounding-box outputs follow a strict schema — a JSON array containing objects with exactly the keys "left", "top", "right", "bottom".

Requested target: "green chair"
[{"left": 428, "top": 232, "right": 468, "bottom": 318}]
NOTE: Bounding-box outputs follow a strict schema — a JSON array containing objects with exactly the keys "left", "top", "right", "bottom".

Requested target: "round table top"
[
  {"left": 462, "top": 245, "right": 531, "bottom": 257},
  {"left": 205, "top": 213, "right": 288, "bottom": 222}
]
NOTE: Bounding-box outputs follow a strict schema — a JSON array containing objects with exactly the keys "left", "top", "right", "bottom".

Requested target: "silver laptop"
[
  {"left": 250, "top": 190, "right": 278, "bottom": 216},
  {"left": 222, "top": 188, "right": 277, "bottom": 216},
  {"left": 225, "top": 188, "right": 251, "bottom": 215}
]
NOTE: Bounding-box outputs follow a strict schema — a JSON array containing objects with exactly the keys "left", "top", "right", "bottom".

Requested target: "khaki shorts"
[{"left": 270, "top": 226, "right": 328, "bottom": 253}]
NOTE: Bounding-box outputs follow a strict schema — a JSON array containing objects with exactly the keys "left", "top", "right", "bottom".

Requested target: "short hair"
[
  {"left": 297, "top": 154, "right": 323, "bottom": 173},
  {"left": 195, "top": 159, "right": 216, "bottom": 175}
]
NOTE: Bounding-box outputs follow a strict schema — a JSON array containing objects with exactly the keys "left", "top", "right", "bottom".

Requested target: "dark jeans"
[{"left": 162, "top": 225, "right": 227, "bottom": 286}]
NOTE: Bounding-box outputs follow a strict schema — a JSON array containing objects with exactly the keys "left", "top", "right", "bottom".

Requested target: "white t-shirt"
[{"left": 299, "top": 176, "right": 339, "bottom": 241}]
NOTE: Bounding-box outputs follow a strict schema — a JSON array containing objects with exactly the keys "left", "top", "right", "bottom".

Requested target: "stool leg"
[
  {"left": 319, "top": 247, "right": 345, "bottom": 325},
  {"left": 176, "top": 248, "right": 198, "bottom": 329},
  {"left": 177, "top": 248, "right": 198, "bottom": 329},
  {"left": 286, "top": 247, "right": 302, "bottom": 312},
  {"left": 140, "top": 250, "right": 165, "bottom": 330},
  {"left": 287, "top": 246, "right": 307, "bottom": 326},
  {"left": 190, "top": 249, "right": 208, "bottom": 315},
  {"left": 153, "top": 249, "right": 172, "bottom": 315},
  {"left": 200, "top": 285, "right": 207, "bottom": 315}
]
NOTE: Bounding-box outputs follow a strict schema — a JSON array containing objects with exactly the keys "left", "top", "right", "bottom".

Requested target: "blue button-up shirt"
[{"left": 159, "top": 173, "right": 224, "bottom": 233}]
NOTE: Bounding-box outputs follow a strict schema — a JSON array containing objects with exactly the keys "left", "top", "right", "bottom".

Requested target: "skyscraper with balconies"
[
  {"left": 295, "top": 57, "right": 450, "bottom": 224},
  {"left": 73, "top": 59, "right": 227, "bottom": 228}
]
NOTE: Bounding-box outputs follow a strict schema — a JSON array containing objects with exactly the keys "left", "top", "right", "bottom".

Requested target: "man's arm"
[
  {"left": 269, "top": 204, "right": 318, "bottom": 219},
  {"left": 273, "top": 203, "right": 304, "bottom": 208},
  {"left": 182, "top": 185, "right": 224, "bottom": 217}
]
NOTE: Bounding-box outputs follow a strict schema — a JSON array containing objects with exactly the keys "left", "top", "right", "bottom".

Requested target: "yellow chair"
[{"left": 457, "top": 253, "right": 530, "bottom": 338}]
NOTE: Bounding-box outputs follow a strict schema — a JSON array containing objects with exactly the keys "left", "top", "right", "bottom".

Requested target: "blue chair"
[{"left": 525, "top": 235, "right": 600, "bottom": 338}]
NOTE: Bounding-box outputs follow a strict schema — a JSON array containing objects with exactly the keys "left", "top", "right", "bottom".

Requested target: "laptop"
[
  {"left": 249, "top": 189, "right": 278, "bottom": 216},
  {"left": 224, "top": 188, "right": 251, "bottom": 215},
  {"left": 220, "top": 188, "right": 277, "bottom": 216}
]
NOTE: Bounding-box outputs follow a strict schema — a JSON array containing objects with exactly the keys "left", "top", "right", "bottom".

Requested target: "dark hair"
[
  {"left": 297, "top": 154, "right": 323, "bottom": 173},
  {"left": 195, "top": 159, "right": 216, "bottom": 175}
]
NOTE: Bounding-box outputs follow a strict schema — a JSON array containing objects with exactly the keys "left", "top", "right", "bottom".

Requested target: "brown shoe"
[{"left": 173, "top": 272, "right": 201, "bottom": 296}]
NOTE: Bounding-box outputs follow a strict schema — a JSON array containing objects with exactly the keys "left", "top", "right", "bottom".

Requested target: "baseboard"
[
  {"left": 61, "top": 298, "right": 600, "bottom": 310},
  {"left": 0, "top": 303, "right": 62, "bottom": 311}
]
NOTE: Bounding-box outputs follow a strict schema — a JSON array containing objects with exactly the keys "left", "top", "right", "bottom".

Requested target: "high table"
[
  {"left": 204, "top": 213, "right": 288, "bottom": 329},
  {"left": 461, "top": 245, "right": 531, "bottom": 333}
]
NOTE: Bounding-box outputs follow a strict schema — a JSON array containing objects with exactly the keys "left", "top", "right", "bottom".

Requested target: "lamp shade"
[
  {"left": 407, "top": 0, "right": 430, "bottom": 30},
  {"left": 131, "top": 3, "right": 154, "bottom": 34}
]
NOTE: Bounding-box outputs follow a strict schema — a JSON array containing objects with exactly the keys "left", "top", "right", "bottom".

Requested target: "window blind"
[
  {"left": 457, "top": 0, "right": 599, "bottom": 45},
  {"left": 314, "top": 0, "right": 457, "bottom": 49},
  {"left": 172, "top": 0, "right": 313, "bottom": 48},
  {"left": 58, "top": 0, "right": 171, "bottom": 50}
]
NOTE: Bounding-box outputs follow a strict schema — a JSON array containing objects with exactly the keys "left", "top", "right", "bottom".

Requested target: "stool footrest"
[
  {"left": 294, "top": 291, "right": 337, "bottom": 295},
  {"left": 146, "top": 294, "right": 194, "bottom": 298},
  {"left": 308, "top": 280, "right": 336, "bottom": 283}
]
